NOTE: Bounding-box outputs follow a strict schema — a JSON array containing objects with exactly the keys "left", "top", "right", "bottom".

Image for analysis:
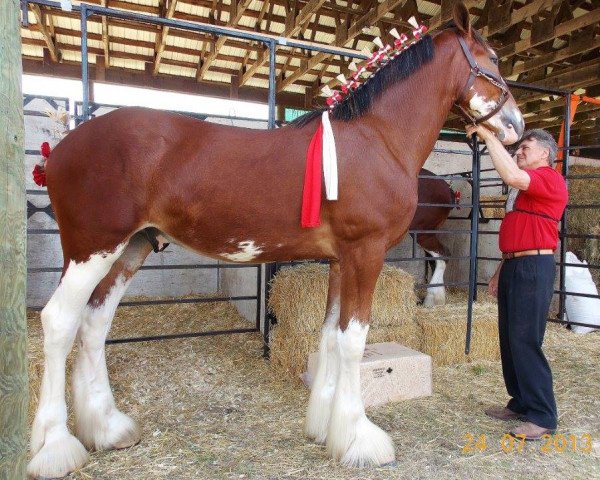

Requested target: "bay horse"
[
  {"left": 412, "top": 168, "right": 458, "bottom": 307},
  {"left": 28, "top": 3, "right": 524, "bottom": 477}
]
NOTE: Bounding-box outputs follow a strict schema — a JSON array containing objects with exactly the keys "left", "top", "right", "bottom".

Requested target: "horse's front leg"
[
  {"left": 305, "top": 260, "right": 341, "bottom": 443},
  {"left": 326, "top": 246, "right": 396, "bottom": 467}
]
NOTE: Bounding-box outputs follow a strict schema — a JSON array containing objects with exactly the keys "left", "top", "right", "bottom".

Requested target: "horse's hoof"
[
  {"left": 327, "top": 416, "right": 396, "bottom": 468},
  {"left": 76, "top": 409, "right": 140, "bottom": 451},
  {"left": 27, "top": 433, "right": 89, "bottom": 479},
  {"left": 423, "top": 294, "right": 445, "bottom": 308},
  {"left": 305, "top": 396, "right": 333, "bottom": 445}
]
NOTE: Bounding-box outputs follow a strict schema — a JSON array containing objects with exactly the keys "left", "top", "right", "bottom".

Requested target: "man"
[{"left": 466, "top": 125, "right": 568, "bottom": 440}]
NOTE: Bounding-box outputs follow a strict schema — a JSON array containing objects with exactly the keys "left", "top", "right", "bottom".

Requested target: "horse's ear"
[{"left": 453, "top": 2, "right": 472, "bottom": 37}]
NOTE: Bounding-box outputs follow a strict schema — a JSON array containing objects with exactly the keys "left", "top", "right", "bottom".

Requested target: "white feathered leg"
[
  {"left": 305, "top": 301, "right": 340, "bottom": 443},
  {"left": 423, "top": 251, "right": 446, "bottom": 307},
  {"left": 326, "top": 319, "right": 395, "bottom": 467},
  {"left": 28, "top": 246, "right": 125, "bottom": 479},
  {"left": 73, "top": 274, "right": 140, "bottom": 451}
]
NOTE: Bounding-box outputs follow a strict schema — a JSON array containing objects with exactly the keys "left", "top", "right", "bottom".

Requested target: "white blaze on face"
[
  {"left": 220, "top": 240, "right": 264, "bottom": 262},
  {"left": 468, "top": 92, "right": 497, "bottom": 118}
]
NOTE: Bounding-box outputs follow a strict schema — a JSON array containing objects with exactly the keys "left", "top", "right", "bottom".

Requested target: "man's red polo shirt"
[{"left": 499, "top": 166, "right": 568, "bottom": 253}]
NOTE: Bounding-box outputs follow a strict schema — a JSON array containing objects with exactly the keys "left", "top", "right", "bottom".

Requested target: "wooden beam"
[
  {"left": 30, "top": 4, "right": 60, "bottom": 62},
  {"left": 497, "top": 7, "right": 600, "bottom": 59},
  {"left": 101, "top": 0, "right": 110, "bottom": 67},
  {"left": 21, "top": 57, "right": 308, "bottom": 108},
  {"left": 240, "top": 0, "right": 328, "bottom": 86},
  {"left": 153, "top": 0, "right": 179, "bottom": 76},
  {"left": 427, "top": 0, "right": 478, "bottom": 31},
  {"left": 277, "top": 0, "right": 406, "bottom": 92},
  {"left": 230, "top": 73, "right": 240, "bottom": 98},
  {"left": 481, "top": 0, "right": 560, "bottom": 37},
  {"left": 0, "top": 0, "right": 27, "bottom": 478},
  {"left": 501, "top": 28, "right": 600, "bottom": 77},
  {"left": 196, "top": 0, "right": 254, "bottom": 81}
]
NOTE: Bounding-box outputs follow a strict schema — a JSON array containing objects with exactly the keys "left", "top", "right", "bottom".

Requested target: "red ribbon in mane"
[{"left": 301, "top": 123, "right": 323, "bottom": 228}]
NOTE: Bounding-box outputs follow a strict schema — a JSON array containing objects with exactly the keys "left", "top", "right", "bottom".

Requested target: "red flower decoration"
[
  {"left": 32, "top": 164, "right": 47, "bottom": 187},
  {"left": 41, "top": 141, "right": 51, "bottom": 158}
]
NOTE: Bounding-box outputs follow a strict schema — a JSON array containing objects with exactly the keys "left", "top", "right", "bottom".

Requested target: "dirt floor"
[{"left": 27, "top": 300, "right": 600, "bottom": 480}]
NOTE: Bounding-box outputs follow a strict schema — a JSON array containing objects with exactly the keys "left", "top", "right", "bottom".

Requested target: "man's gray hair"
[{"left": 519, "top": 129, "right": 558, "bottom": 165}]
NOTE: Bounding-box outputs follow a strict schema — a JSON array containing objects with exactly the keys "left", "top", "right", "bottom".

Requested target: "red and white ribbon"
[{"left": 321, "top": 111, "right": 338, "bottom": 201}]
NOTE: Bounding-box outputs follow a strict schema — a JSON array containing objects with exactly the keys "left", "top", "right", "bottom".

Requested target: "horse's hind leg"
[
  {"left": 419, "top": 234, "right": 448, "bottom": 307},
  {"left": 72, "top": 232, "right": 153, "bottom": 451},
  {"left": 326, "top": 246, "right": 395, "bottom": 467},
  {"left": 305, "top": 260, "right": 341, "bottom": 444},
  {"left": 28, "top": 242, "right": 128, "bottom": 479}
]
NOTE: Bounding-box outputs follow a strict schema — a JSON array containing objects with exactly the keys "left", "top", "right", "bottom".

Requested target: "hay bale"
[
  {"left": 566, "top": 165, "right": 600, "bottom": 287},
  {"left": 416, "top": 297, "right": 499, "bottom": 366},
  {"left": 268, "top": 263, "right": 419, "bottom": 378},
  {"left": 480, "top": 194, "right": 507, "bottom": 219},
  {"left": 270, "top": 323, "right": 423, "bottom": 379},
  {"left": 268, "top": 263, "right": 417, "bottom": 334}
]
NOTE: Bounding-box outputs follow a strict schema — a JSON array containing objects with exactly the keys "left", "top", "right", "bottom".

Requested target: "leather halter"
[{"left": 453, "top": 34, "right": 510, "bottom": 125}]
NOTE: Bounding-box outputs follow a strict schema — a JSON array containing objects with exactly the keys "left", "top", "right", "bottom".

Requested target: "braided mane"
[{"left": 291, "top": 20, "right": 488, "bottom": 127}]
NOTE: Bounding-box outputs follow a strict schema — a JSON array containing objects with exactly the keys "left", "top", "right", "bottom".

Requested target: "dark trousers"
[{"left": 497, "top": 255, "right": 557, "bottom": 429}]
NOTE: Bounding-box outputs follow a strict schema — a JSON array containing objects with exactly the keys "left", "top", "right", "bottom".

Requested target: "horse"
[
  {"left": 28, "top": 3, "right": 524, "bottom": 477},
  {"left": 411, "top": 168, "right": 458, "bottom": 307}
]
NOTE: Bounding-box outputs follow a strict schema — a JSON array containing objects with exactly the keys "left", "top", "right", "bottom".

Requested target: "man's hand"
[
  {"left": 466, "top": 124, "right": 495, "bottom": 142},
  {"left": 488, "top": 273, "right": 499, "bottom": 298}
]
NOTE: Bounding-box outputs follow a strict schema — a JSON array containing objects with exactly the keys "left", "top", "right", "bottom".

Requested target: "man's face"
[{"left": 514, "top": 138, "right": 550, "bottom": 169}]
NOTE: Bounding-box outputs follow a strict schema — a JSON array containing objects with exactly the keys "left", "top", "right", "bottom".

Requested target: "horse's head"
[{"left": 449, "top": 2, "right": 524, "bottom": 145}]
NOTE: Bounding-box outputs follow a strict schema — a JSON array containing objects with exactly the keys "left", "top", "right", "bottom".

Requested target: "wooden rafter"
[
  {"left": 196, "top": 0, "right": 254, "bottom": 81},
  {"left": 277, "top": 0, "right": 408, "bottom": 92},
  {"left": 152, "top": 0, "right": 178, "bottom": 76},
  {"left": 497, "top": 7, "right": 600, "bottom": 58},
  {"left": 241, "top": 0, "right": 329, "bottom": 86},
  {"left": 30, "top": 4, "right": 60, "bottom": 62},
  {"left": 101, "top": 0, "right": 110, "bottom": 67},
  {"left": 503, "top": 33, "right": 600, "bottom": 77},
  {"left": 427, "top": 0, "right": 478, "bottom": 31},
  {"left": 481, "top": 0, "right": 561, "bottom": 38}
]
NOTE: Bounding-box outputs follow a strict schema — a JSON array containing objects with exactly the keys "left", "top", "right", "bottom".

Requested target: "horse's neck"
[{"left": 367, "top": 50, "right": 460, "bottom": 174}]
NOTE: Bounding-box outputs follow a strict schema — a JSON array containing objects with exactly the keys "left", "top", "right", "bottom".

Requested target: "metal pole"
[
  {"left": 255, "top": 264, "right": 262, "bottom": 332},
  {"left": 261, "top": 39, "right": 278, "bottom": 357},
  {"left": 263, "top": 263, "right": 278, "bottom": 358},
  {"left": 267, "top": 40, "right": 276, "bottom": 129},
  {"left": 80, "top": 3, "right": 89, "bottom": 123},
  {"left": 557, "top": 93, "right": 571, "bottom": 320},
  {"left": 465, "top": 134, "right": 481, "bottom": 354}
]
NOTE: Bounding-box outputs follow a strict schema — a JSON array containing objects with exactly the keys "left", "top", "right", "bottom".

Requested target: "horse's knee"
[{"left": 41, "top": 303, "right": 80, "bottom": 356}]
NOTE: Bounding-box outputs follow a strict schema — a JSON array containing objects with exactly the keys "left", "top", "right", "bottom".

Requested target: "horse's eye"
[{"left": 490, "top": 57, "right": 498, "bottom": 65}]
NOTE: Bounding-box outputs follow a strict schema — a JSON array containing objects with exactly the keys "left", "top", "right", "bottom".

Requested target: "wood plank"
[
  {"left": 497, "top": 7, "right": 600, "bottom": 58},
  {"left": 153, "top": 0, "right": 179, "bottom": 76},
  {"left": 277, "top": 0, "right": 405, "bottom": 92},
  {"left": 22, "top": 57, "right": 307, "bottom": 108},
  {"left": 101, "top": 0, "right": 110, "bottom": 67},
  {"left": 0, "top": 1, "right": 28, "bottom": 478},
  {"left": 29, "top": 4, "right": 60, "bottom": 62},
  {"left": 240, "top": 0, "right": 328, "bottom": 86},
  {"left": 502, "top": 31, "right": 600, "bottom": 77},
  {"left": 481, "top": 0, "right": 559, "bottom": 37},
  {"left": 197, "top": 0, "right": 254, "bottom": 80},
  {"left": 427, "top": 0, "right": 478, "bottom": 31}
]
